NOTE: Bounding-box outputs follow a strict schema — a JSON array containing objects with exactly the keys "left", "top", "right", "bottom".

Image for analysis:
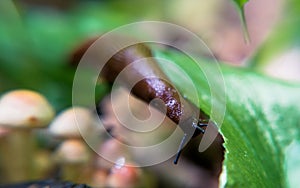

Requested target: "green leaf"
[
  {"left": 285, "top": 141, "right": 300, "bottom": 188},
  {"left": 231, "top": 0, "right": 250, "bottom": 43},
  {"left": 155, "top": 49, "right": 300, "bottom": 187}
]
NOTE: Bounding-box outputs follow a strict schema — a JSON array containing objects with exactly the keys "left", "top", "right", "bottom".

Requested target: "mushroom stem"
[
  {"left": 0, "top": 129, "right": 35, "bottom": 183},
  {"left": 0, "top": 128, "right": 10, "bottom": 183},
  {"left": 61, "top": 163, "right": 85, "bottom": 182}
]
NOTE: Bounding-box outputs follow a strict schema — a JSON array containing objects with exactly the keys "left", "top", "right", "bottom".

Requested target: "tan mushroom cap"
[
  {"left": 48, "top": 107, "right": 94, "bottom": 138},
  {"left": 0, "top": 90, "right": 55, "bottom": 128},
  {"left": 55, "top": 139, "right": 90, "bottom": 164}
]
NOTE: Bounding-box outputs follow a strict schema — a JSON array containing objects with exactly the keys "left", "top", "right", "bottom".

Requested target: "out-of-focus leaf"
[
  {"left": 248, "top": 0, "right": 300, "bottom": 68},
  {"left": 155, "top": 48, "right": 300, "bottom": 187}
]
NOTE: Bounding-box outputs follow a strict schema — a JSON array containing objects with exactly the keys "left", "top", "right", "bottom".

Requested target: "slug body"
[
  {"left": 71, "top": 38, "right": 211, "bottom": 163},
  {"left": 103, "top": 43, "right": 186, "bottom": 124},
  {"left": 104, "top": 43, "right": 209, "bottom": 134}
]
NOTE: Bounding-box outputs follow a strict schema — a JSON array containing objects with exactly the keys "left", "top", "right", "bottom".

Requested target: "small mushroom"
[
  {"left": 48, "top": 106, "right": 96, "bottom": 139},
  {"left": 48, "top": 107, "right": 97, "bottom": 183},
  {"left": 90, "top": 168, "right": 109, "bottom": 187},
  {"left": 106, "top": 158, "right": 141, "bottom": 188},
  {"left": 0, "top": 89, "right": 55, "bottom": 183},
  {"left": 54, "top": 139, "right": 91, "bottom": 183},
  {"left": 95, "top": 138, "right": 131, "bottom": 171}
]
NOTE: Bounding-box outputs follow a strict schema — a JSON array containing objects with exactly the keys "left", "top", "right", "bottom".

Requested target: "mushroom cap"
[
  {"left": 55, "top": 139, "right": 90, "bottom": 164},
  {"left": 0, "top": 90, "right": 55, "bottom": 128},
  {"left": 48, "top": 107, "right": 94, "bottom": 138},
  {"left": 106, "top": 161, "right": 141, "bottom": 187},
  {"left": 0, "top": 127, "right": 11, "bottom": 137},
  {"left": 95, "top": 138, "right": 130, "bottom": 170},
  {"left": 91, "top": 169, "right": 108, "bottom": 187}
]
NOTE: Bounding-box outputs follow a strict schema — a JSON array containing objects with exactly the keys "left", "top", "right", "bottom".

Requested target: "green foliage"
[
  {"left": 155, "top": 49, "right": 300, "bottom": 187},
  {"left": 0, "top": 2, "right": 119, "bottom": 111},
  {"left": 0, "top": 1, "right": 163, "bottom": 110}
]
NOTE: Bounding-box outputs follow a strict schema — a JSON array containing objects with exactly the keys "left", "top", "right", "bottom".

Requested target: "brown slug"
[{"left": 70, "top": 38, "right": 211, "bottom": 164}]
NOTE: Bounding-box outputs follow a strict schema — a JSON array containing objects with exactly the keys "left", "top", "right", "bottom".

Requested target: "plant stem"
[{"left": 239, "top": 6, "right": 250, "bottom": 44}]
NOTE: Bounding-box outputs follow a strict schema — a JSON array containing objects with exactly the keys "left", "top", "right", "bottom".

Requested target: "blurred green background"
[{"left": 2, "top": 0, "right": 297, "bottom": 112}]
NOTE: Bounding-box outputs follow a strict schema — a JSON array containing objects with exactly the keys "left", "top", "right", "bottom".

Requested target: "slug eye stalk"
[{"left": 174, "top": 127, "right": 207, "bottom": 164}]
